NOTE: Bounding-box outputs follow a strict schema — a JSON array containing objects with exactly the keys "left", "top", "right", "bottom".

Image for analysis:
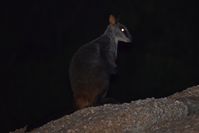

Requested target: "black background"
[{"left": 2, "top": 0, "right": 199, "bottom": 132}]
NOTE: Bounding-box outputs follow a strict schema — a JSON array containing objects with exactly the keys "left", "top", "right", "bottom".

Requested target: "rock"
[
  {"left": 10, "top": 126, "right": 27, "bottom": 133},
  {"left": 29, "top": 98, "right": 188, "bottom": 133},
  {"left": 169, "top": 85, "right": 199, "bottom": 115},
  {"left": 150, "top": 115, "right": 199, "bottom": 133},
  {"left": 11, "top": 85, "right": 199, "bottom": 133}
]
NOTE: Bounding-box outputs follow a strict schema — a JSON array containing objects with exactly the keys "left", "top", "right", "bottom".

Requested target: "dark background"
[{"left": 2, "top": 0, "right": 199, "bottom": 132}]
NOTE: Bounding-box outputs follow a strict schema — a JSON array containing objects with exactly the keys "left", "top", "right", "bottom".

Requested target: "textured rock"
[
  {"left": 11, "top": 85, "right": 199, "bottom": 133},
  {"left": 150, "top": 115, "right": 199, "bottom": 133},
  {"left": 169, "top": 85, "right": 199, "bottom": 99},
  {"left": 29, "top": 98, "right": 188, "bottom": 133},
  {"left": 169, "top": 85, "right": 199, "bottom": 115}
]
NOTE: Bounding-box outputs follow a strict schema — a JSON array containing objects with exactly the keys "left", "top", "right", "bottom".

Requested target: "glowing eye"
[{"left": 121, "top": 28, "right": 125, "bottom": 32}]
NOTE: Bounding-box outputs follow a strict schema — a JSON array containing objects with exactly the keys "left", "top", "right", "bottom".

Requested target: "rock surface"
[{"left": 11, "top": 85, "right": 199, "bottom": 133}]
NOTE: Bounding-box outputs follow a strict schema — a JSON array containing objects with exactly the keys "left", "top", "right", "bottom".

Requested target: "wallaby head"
[{"left": 108, "top": 14, "right": 132, "bottom": 43}]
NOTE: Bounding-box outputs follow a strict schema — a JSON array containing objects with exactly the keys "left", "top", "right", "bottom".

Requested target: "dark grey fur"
[{"left": 69, "top": 23, "right": 131, "bottom": 109}]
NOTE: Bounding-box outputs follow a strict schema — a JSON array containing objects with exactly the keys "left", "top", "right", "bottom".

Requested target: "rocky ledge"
[{"left": 12, "top": 85, "right": 199, "bottom": 133}]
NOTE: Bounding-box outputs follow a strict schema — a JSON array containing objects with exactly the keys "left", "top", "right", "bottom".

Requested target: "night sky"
[{"left": 2, "top": 0, "right": 199, "bottom": 132}]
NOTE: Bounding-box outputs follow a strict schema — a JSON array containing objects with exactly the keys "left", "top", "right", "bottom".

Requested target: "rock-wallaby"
[{"left": 69, "top": 15, "right": 132, "bottom": 110}]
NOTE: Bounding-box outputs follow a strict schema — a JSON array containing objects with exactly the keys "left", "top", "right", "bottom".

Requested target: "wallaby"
[{"left": 69, "top": 14, "right": 132, "bottom": 110}]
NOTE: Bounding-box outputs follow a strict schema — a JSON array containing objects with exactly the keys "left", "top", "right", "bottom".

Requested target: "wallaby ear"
[{"left": 109, "top": 14, "right": 116, "bottom": 26}]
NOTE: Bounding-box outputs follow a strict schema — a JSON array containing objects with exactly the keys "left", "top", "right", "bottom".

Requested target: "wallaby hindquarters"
[{"left": 70, "top": 62, "right": 109, "bottom": 109}]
